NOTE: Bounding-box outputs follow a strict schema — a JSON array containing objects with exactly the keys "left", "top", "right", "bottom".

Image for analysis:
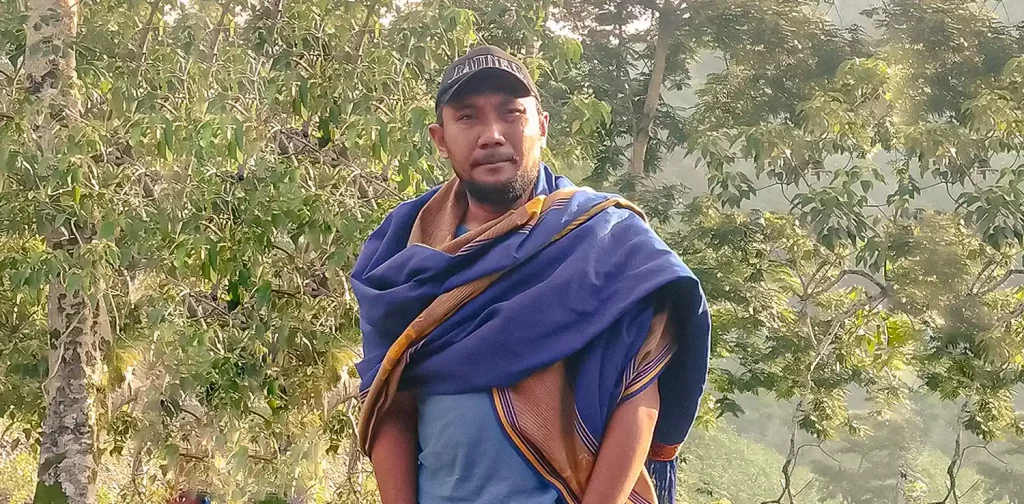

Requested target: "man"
[{"left": 352, "top": 46, "right": 711, "bottom": 504}]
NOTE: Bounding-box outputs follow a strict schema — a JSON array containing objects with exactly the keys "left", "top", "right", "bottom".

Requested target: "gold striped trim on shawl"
[
  {"left": 623, "top": 346, "right": 674, "bottom": 398},
  {"left": 550, "top": 196, "right": 647, "bottom": 242},
  {"left": 356, "top": 186, "right": 582, "bottom": 455},
  {"left": 493, "top": 388, "right": 582, "bottom": 504},
  {"left": 487, "top": 196, "right": 669, "bottom": 504},
  {"left": 357, "top": 180, "right": 661, "bottom": 501}
]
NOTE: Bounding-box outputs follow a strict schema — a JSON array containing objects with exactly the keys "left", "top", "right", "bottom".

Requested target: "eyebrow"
[
  {"left": 448, "top": 101, "right": 477, "bottom": 112},
  {"left": 500, "top": 97, "right": 525, "bottom": 108},
  {"left": 447, "top": 95, "right": 527, "bottom": 114}
]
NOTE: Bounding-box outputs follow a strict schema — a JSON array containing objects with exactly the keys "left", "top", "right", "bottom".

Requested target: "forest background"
[{"left": 2, "top": 0, "right": 1024, "bottom": 503}]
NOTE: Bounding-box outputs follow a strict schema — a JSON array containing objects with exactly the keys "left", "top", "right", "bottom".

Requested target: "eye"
[
  {"left": 457, "top": 113, "right": 474, "bottom": 121},
  {"left": 508, "top": 107, "right": 526, "bottom": 116}
]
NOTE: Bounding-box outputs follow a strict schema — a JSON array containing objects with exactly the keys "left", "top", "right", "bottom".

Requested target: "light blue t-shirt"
[
  {"left": 417, "top": 392, "right": 560, "bottom": 503},
  {"left": 415, "top": 223, "right": 559, "bottom": 503}
]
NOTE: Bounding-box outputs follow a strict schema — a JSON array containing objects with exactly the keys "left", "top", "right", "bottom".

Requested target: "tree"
[
  {"left": 1, "top": 0, "right": 610, "bottom": 501},
  {"left": 14, "top": 0, "right": 116, "bottom": 501},
  {"left": 3, "top": 0, "right": 1024, "bottom": 501}
]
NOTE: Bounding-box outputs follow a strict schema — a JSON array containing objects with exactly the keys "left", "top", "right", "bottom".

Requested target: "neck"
[{"left": 462, "top": 192, "right": 532, "bottom": 230}]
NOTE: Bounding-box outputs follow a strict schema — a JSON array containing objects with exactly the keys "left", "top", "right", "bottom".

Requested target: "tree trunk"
[
  {"left": 25, "top": 0, "right": 110, "bottom": 502},
  {"left": 36, "top": 279, "right": 109, "bottom": 504},
  {"left": 628, "top": 2, "right": 672, "bottom": 178},
  {"left": 524, "top": 0, "right": 549, "bottom": 59}
]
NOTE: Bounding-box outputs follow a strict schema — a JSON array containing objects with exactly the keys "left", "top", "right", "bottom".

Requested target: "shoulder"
[
  {"left": 352, "top": 186, "right": 444, "bottom": 274},
  {"left": 565, "top": 188, "right": 653, "bottom": 231},
  {"left": 387, "top": 185, "right": 444, "bottom": 221}
]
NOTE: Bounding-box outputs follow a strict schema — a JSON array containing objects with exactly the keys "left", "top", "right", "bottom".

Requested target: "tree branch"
[
  {"left": 179, "top": 452, "right": 208, "bottom": 462},
  {"left": 760, "top": 404, "right": 801, "bottom": 504},
  {"left": 791, "top": 479, "right": 814, "bottom": 499},
  {"left": 840, "top": 268, "right": 889, "bottom": 293},
  {"left": 193, "top": 293, "right": 229, "bottom": 317},
  {"left": 811, "top": 442, "right": 842, "bottom": 466},
  {"left": 136, "top": 0, "right": 163, "bottom": 61},
  {"left": 179, "top": 405, "right": 203, "bottom": 422},
  {"left": 969, "top": 258, "right": 999, "bottom": 294},
  {"left": 956, "top": 479, "right": 981, "bottom": 500},
  {"left": 931, "top": 401, "right": 969, "bottom": 504},
  {"left": 961, "top": 443, "right": 1009, "bottom": 466},
  {"left": 806, "top": 268, "right": 889, "bottom": 300},
  {"left": 248, "top": 408, "right": 271, "bottom": 423},
  {"left": 346, "top": 0, "right": 382, "bottom": 65},
  {"left": 808, "top": 284, "right": 890, "bottom": 379},
  {"left": 628, "top": 0, "right": 672, "bottom": 182},
  {"left": 206, "top": 0, "right": 234, "bottom": 63},
  {"left": 754, "top": 181, "right": 783, "bottom": 192},
  {"left": 270, "top": 242, "right": 298, "bottom": 260},
  {"left": 975, "top": 269, "right": 1024, "bottom": 297}
]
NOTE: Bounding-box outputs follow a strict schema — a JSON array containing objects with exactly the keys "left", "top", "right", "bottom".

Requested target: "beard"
[{"left": 460, "top": 159, "right": 538, "bottom": 208}]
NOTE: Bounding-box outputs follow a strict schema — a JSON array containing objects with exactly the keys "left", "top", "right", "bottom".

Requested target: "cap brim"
[{"left": 435, "top": 68, "right": 534, "bottom": 112}]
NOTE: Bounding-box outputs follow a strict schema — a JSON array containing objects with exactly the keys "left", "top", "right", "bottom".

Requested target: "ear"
[
  {"left": 538, "top": 110, "right": 550, "bottom": 148},
  {"left": 428, "top": 123, "right": 449, "bottom": 159}
]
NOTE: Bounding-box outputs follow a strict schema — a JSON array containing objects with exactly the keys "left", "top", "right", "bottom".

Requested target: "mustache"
[{"left": 471, "top": 151, "right": 518, "bottom": 167}]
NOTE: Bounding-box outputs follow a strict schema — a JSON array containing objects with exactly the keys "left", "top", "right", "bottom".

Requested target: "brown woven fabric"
[
  {"left": 501, "top": 308, "right": 673, "bottom": 503},
  {"left": 357, "top": 177, "right": 676, "bottom": 503},
  {"left": 357, "top": 179, "right": 578, "bottom": 453}
]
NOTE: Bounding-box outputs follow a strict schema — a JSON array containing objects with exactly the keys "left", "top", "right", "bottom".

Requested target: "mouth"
[{"left": 473, "top": 158, "right": 517, "bottom": 170}]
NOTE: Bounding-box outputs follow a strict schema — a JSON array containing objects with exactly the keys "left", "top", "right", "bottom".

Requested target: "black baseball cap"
[{"left": 435, "top": 45, "right": 541, "bottom": 115}]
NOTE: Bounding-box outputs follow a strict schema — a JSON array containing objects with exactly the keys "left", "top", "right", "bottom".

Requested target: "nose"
[{"left": 476, "top": 118, "right": 506, "bottom": 149}]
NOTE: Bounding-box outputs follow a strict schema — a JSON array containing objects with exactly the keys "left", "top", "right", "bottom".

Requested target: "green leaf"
[
  {"left": 66, "top": 273, "right": 83, "bottom": 295},
  {"left": 227, "top": 280, "right": 243, "bottom": 312},
  {"left": 157, "top": 139, "right": 172, "bottom": 162},
  {"left": 379, "top": 122, "right": 390, "bottom": 151},
  {"left": 33, "top": 482, "right": 69, "bottom": 504},
  {"left": 146, "top": 306, "right": 166, "bottom": 325},
  {"left": 237, "top": 266, "right": 251, "bottom": 288},
  {"left": 298, "top": 78, "right": 310, "bottom": 107},
  {"left": 233, "top": 119, "right": 245, "bottom": 152},
  {"left": 270, "top": 50, "right": 293, "bottom": 71},
  {"left": 98, "top": 220, "right": 117, "bottom": 240},
  {"left": 162, "top": 442, "right": 180, "bottom": 475},
  {"left": 207, "top": 243, "right": 219, "bottom": 271},
  {"left": 564, "top": 37, "right": 583, "bottom": 61},
  {"left": 292, "top": 95, "right": 302, "bottom": 117},
  {"left": 229, "top": 139, "right": 243, "bottom": 164},
  {"left": 318, "top": 115, "right": 333, "bottom": 147},
  {"left": 255, "top": 280, "right": 272, "bottom": 309},
  {"left": 329, "top": 103, "right": 341, "bottom": 126},
  {"left": 199, "top": 121, "right": 215, "bottom": 149},
  {"left": 10, "top": 269, "right": 29, "bottom": 288},
  {"left": 397, "top": 163, "right": 410, "bottom": 191},
  {"left": 162, "top": 116, "right": 174, "bottom": 150},
  {"left": 130, "top": 122, "right": 144, "bottom": 147}
]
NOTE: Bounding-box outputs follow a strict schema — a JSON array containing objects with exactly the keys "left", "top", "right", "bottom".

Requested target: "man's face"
[{"left": 428, "top": 85, "right": 549, "bottom": 208}]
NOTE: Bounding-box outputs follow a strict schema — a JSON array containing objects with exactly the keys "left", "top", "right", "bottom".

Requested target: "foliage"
[
  {"left": 1, "top": 0, "right": 1024, "bottom": 502},
  {"left": 1, "top": 0, "right": 606, "bottom": 501},
  {"left": 675, "top": 424, "right": 827, "bottom": 504}
]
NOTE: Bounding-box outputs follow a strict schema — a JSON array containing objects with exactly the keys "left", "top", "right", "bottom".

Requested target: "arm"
[
  {"left": 581, "top": 380, "right": 660, "bottom": 504},
  {"left": 368, "top": 390, "right": 419, "bottom": 504}
]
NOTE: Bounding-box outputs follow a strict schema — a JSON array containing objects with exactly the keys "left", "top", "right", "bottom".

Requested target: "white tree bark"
[
  {"left": 629, "top": 1, "right": 673, "bottom": 179},
  {"left": 36, "top": 281, "right": 108, "bottom": 504},
  {"left": 25, "top": 0, "right": 110, "bottom": 502}
]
